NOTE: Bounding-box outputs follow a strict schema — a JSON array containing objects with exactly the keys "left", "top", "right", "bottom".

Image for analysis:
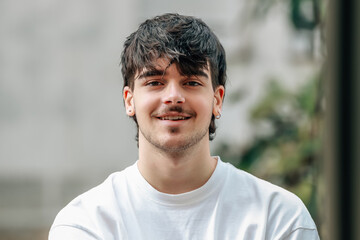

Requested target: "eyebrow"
[
  {"left": 194, "top": 70, "right": 209, "bottom": 79},
  {"left": 136, "top": 69, "right": 165, "bottom": 80},
  {"left": 136, "top": 69, "right": 209, "bottom": 80}
]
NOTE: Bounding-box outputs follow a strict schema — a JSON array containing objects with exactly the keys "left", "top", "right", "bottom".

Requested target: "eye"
[
  {"left": 184, "top": 81, "right": 201, "bottom": 87},
  {"left": 145, "top": 80, "right": 163, "bottom": 87}
]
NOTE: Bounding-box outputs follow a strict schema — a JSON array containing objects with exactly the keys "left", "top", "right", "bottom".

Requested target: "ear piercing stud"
[{"left": 215, "top": 113, "right": 221, "bottom": 119}]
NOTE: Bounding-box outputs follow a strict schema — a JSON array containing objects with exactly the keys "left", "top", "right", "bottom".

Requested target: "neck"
[{"left": 137, "top": 135, "right": 217, "bottom": 194}]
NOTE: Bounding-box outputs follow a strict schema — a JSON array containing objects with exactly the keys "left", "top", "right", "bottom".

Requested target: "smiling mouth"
[{"left": 157, "top": 116, "right": 191, "bottom": 121}]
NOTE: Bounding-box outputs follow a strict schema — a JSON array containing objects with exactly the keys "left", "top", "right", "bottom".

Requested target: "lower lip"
[{"left": 156, "top": 118, "right": 190, "bottom": 127}]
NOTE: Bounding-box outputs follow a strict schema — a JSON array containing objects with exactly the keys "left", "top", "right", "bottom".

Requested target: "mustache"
[
  {"left": 164, "top": 106, "right": 184, "bottom": 113},
  {"left": 153, "top": 106, "right": 196, "bottom": 116}
]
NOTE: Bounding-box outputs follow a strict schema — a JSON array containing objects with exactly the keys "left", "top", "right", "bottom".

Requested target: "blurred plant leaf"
[{"left": 215, "top": 75, "right": 323, "bottom": 223}]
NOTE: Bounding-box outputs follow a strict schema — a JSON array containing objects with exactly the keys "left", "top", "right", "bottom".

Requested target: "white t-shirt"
[{"left": 49, "top": 158, "right": 319, "bottom": 240}]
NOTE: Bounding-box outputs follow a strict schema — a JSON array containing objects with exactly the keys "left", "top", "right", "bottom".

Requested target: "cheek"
[
  {"left": 193, "top": 95, "right": 215, "bottom": 117},
  {"left": 133, "top": 94, "right": 158, "bottom": 115}
]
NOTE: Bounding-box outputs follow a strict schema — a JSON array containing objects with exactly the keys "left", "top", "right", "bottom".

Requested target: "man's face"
[{"left": 123, "top": 58, "right": 224, "bottom": 153}]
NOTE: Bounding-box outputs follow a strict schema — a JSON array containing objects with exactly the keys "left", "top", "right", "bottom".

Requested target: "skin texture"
[{"left": 123, "top": 58, "right": 224, "bottom": 194}]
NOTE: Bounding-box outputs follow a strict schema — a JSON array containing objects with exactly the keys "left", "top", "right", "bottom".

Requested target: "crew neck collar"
[{"left": 130, "top": 157, "right": 227, "bottom": 207}]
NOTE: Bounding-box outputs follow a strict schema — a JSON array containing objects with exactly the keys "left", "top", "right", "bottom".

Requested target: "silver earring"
[{"left": 215, "top": 113, "right": 221, "bottom": 119}]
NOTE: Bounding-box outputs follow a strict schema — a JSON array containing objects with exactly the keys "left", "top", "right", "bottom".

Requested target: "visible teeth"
[{"left": 160, "top": 116, "right": 187, "bottom": 120}]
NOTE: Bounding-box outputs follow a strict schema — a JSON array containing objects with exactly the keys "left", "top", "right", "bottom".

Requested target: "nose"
[{"left": 163, "top": 82, "right": 185, "bottom": 104}]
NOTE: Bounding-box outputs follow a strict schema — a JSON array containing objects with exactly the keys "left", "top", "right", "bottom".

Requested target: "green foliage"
[
  {"left": 243, "top": 0, "right": 322, "bottom": 30},
  {"left": 220, "top": 0, "right": 327, "bottom": 231},
  {"left": 291, "top": 0, "right": 320, "bottom": 30},
  {"left": 216, "top": 76, "right": 323, "bottom": 220}
]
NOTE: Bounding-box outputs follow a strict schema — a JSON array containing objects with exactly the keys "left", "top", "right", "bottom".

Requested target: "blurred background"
[{"left": 0, "top": 0, "right": 348, "bottom": 239}]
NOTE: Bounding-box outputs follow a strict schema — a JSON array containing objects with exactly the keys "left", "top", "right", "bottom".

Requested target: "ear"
[
  {"left": 123, "top": 86, "right": 135, "bottom": 116},
  {"left": 213, "top": 85, "right": 225, "bottom": 117}
]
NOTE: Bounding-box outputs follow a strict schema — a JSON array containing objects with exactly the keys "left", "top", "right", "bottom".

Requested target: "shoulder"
[
  {"left": 50, "top": 164, "right": 135, "bottom": 238},
  {"left": 223, "top": 161, "right": 302, "bottom": 203},
  {"left": 221, "top": 161, "right": 318, "bottom": 238}
]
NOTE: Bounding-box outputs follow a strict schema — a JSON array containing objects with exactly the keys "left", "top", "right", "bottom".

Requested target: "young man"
[{"left": 49, "top": 13, "right": 320, "bottom": 239}]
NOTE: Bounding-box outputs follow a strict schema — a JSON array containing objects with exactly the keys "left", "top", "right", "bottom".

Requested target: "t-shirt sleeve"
[
  {"left": 263, "top": 183, "right": 320, "bottom": 240},
  {"left": 49, "top": 196, "right": 102, "bottom": 240},
  {"left": 49, "top": 225, "right": 102, "bottom": 240},
  {"left": 282, "top": 227, "right": 320, "bottom": 240}
]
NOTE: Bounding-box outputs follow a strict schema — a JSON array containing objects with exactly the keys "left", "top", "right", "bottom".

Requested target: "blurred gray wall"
[
  {"left": 0, "top": 0, "right": 323, "bottom": 235},
  {"left": 0, "top": 0, "right": 140, "bottom": 230}
]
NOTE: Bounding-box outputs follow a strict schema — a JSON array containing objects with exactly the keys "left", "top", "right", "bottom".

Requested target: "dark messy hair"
[{"left": 121, "top": 13, "right": 227, "bottom": 142}]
